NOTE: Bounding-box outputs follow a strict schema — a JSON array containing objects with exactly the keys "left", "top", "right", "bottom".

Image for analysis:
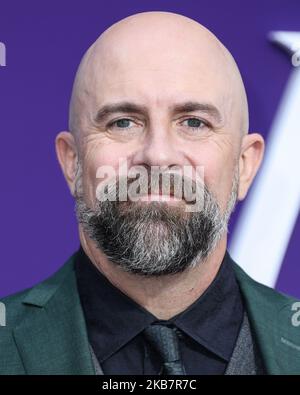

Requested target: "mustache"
[{"left": 95, "top": 171, "right": 206, "bottom": 205}]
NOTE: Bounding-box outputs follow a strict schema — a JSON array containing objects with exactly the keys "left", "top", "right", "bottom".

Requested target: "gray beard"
[{"left": 75, "top": 170, "right": 238, "bottom": 277}]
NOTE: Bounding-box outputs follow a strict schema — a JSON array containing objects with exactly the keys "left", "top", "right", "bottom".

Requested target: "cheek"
[
  {"left": 191, "top": 146, "right": 236, "bottom": 210},
  {"left": 82, "top": 142, "right": 129, "bottom": 204}
]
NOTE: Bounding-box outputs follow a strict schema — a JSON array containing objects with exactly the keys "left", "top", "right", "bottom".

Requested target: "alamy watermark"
[
  {"left": 0, "top": 42, "right": 6, "bottom": 67},
  {"left": 291, "top": 301, "right": 300, "bottom": 327},
  {"left": 0, "top": 302, "right": 6, "bottom": 326},
  {"left": 93, "top": 158, "right": 205, "bottom": 213}
]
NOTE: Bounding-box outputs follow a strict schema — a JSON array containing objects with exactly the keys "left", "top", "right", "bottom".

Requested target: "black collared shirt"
[{"left": 75, "top": 246, "right": 244, "bottom": 374}]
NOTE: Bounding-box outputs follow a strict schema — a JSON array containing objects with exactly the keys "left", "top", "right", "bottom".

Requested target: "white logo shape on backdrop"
[
  {"left": 0, "top": 42, "right": 6, "bottom": 67},
  {"left": 230, "top": 31, "right": 300, "bottom": 287}
]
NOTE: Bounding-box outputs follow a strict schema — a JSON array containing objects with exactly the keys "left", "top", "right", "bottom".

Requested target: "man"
[{"left": 1, "top": 11, "right": 299, "bottom": 375}]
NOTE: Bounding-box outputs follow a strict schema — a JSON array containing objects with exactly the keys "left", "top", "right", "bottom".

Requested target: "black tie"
[{"left": 143, "top": 324, "right": 186, "bottom": 375}]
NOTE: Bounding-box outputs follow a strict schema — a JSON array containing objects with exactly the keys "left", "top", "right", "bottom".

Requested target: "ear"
[
  {"left": 55, "top": 131, "right": 78, "bottom": 196},
  {"left": 237, "top": 133, "right": 265, "bottom": 201}
]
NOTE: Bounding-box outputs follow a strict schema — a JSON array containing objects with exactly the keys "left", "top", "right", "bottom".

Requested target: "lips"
[{"left": 138, "top": 193, "right": 182, "bottom": 202}]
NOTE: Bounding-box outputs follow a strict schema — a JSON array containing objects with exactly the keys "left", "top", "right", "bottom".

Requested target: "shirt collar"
[
  {"left": 75, "top": 246, "right": 157, "bottom": 362},
  {"left": 75, "top": 246, "right": 243, "bottom": 363},
  {"left": 171, "top": 250, "right": 244, "bottom": 360}
]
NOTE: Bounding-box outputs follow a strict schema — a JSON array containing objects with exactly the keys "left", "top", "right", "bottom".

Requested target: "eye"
[
  {"left": 181, "top": 117, "right": 208, "bottom": 129},
  {"left": 109, "top": 118, "right": 134, "bottom": 129}
]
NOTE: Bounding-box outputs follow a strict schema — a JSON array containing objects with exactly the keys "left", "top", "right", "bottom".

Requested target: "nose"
[{"left": 131, "top": 124, "right": 185, "bottom": 170}]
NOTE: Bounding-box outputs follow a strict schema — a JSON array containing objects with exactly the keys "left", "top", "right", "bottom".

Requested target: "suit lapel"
[
  {"left": 233, "top": 261, "right": 300, "bottom": 375},
  {"left": 13, "top": 256, "right": 95, "bottom": 375}
]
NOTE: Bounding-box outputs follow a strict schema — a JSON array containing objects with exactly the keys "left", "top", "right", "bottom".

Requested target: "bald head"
[
  {"left": 69, "top": 11, "right": 248, "bottom": 142},
  {"left": 55, "top": 12, "right": 264, "bottom": 281}
]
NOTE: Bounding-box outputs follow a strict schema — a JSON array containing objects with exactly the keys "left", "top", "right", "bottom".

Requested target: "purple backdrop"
[{"left": 0, "top": 0, "right": 299, "bottom": 298}]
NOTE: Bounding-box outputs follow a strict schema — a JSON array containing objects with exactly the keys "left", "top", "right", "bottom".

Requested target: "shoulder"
[
  {"left": 0, "top": 250, "right": 93, "bottom": 375},
  {"left": 0, "top": 251, "right": 78, "bottom": 329},
  {"left": 233, "top": 260, "right": 298, "bottom": 307},
  {"left": 230, "top": 256, "right": 300, "bottom": 374}
]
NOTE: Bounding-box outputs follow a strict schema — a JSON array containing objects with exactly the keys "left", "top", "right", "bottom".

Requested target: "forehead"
[{"left": 84, "top": 31, "right": 234, "bottom": 113}]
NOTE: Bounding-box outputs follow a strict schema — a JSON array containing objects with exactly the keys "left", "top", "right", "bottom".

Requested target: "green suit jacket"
[{"left": 1, "top": 251, "right": 300, "bottom": 375}]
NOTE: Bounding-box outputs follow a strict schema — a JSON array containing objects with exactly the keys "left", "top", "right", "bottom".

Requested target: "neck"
[{"left": 79, "top": 225, "right": 227, "bottom": 320}]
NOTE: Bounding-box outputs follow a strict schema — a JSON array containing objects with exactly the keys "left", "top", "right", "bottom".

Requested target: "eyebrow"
[{"left": 94, "top": 100, "right": 223, "bottom": 125}]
